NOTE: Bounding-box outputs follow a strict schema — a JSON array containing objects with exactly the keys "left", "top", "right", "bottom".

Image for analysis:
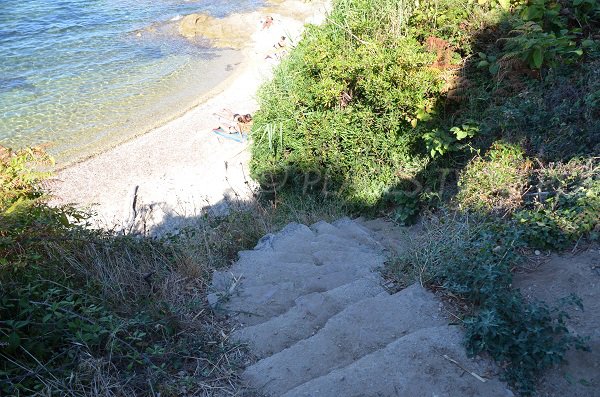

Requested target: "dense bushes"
[
  {"left": 250, "top": 0, "right": 478, "bottom": 207},
  {"left": 457, "top": 142, "right": 532, "bottom": 214},
  {"left": 516, "top": 158, "right": 599, "bottom": 249},
  {"left": 251, "top": 0, "right": 599, "bottom": 212},
  {"left": 456, "top": 143, "right": 599, "bottom": 250}
]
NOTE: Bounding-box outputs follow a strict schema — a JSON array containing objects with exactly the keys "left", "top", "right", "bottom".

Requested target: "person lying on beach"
[
  {"left": 261, "top": 16, "right": 274, "bottom": 30},
  {"left": 275, "top": 36, "right": 287, "bottom": 49},
  {"left": 265, "top": 36, "right": 288, "bottom": 60},
  {"left": 213, "top": 109, "right": 253, "bottom": 134}
]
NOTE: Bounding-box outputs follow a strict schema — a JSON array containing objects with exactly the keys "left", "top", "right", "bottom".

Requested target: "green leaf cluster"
[
  {"left": 516, "top": 158, "right": 599, "bottom": 249},
  {"left": 485, "top": 0, "right": 600, "bottom": 70},
  {"left": 457, "top": 142, "right": 531, "bottom": 213}
]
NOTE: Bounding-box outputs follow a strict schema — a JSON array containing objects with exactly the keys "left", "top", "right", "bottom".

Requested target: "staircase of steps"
[{"left": 208, "top": 218, "right": 514, "bottom": 397}]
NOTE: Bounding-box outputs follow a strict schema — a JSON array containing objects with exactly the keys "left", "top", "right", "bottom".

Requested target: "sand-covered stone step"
[
  {"left": 242, "top": 284, "right": 445, "bottom": 395},
  {"left": 232, "top": 278, "right": 386, "bottom": 359},
  {"left": 212, "top": 248, "right": 384, "bottom": 290},
  {"left": 252, "top": 222, "right": 317, "bottom": 253},
  {"left": 208, "top": 220, "right": 387, "bottom": 326},
  {"left": 236, "top": 244, "right": 384, "bottom": 273},
  {"left": 283, "top": 326, "right": 514, "bottom": 397},
  {"left": 212, "top": 270, "right": 382, "bottom": 326},
  {"left": 256, "top": 221, "right": 383, "bottom": 256},
  {"left": 354, "top": 217, "right": 415, "bottom": 254}
]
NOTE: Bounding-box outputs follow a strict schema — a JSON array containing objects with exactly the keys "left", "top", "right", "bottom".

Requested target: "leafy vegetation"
[
  {"left": 456, "top": 146, "right": 599, "bottom": 250},
  {"left": 250, "top": 0, "right": 599, "bottom": 394},
  {"left": 491, "top": 0, "right": 599, "bottom": 70},
  {"left": 250, "top": 0, "right": 479, "bottom": 207},
  {"left": 456, "top": 142, "right": 532, "bottom": 214},
  {"left": 388, "top": 213, "right": 589, "bottom": 395},
  {"left": 516, "top": 158, "right": 599, "bottom": 249},
  {"left": 0, "top": 148, "right": 239, "bottom": 395}
]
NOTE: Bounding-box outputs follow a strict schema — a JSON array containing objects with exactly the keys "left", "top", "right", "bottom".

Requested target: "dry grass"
[
  {"left": 36, "top": 234, "right": 249, "bottom": 397},
  {"left": 383, "top": 210, "right": 473, "bottom": 291}
]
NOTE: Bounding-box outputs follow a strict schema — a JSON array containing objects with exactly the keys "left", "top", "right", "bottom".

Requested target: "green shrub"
[
  {"left": 250, "top": 0, "right": 484, "bottom": 208},
  {"left": 0, "top": 149, "right": 245, "bottom": 395},
  {"left": 480, "top": 0, "right": 600, "bottom": 71},
  {"left": 516, "top": 158, "right": 599, "bottom": 249},
  {"left": 456, "top": 142, "right": 532, "bottom": 214},
  {"left": 0, "top": 146, "right": 51, "bottom": 211},
  {"left": 456, "top": 145, "right": 599, "bottom": 250},
  {"left": 464, "top": 292, "right": 589, "bottom": 396}
]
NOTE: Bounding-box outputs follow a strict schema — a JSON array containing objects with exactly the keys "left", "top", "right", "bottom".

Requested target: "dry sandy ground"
[
  {"left": 514, "top": 246, "right": 600, "bottom": 397},
  {"left": 51, "top": 0, "right": 330, "bottom": 236}
]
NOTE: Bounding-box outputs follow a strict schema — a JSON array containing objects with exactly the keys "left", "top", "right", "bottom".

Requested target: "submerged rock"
[
  {"left": 179, "top": 13, "right": 257, "bottom": 49},
  {"left": 177, "top": 0, "right": 331, "bottom": 49}
]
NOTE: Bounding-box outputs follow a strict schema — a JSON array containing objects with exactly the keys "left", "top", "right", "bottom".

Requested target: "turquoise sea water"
[{"left": 0, "top": 0, "right": 263, "bottom": 162}]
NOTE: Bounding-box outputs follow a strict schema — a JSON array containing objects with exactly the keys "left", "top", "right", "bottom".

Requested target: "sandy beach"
[{"left": 51, "top": 0, "right": 329, "bottom": 235}]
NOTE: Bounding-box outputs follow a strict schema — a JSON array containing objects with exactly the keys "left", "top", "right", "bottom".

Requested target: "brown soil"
[{"left": 513, "top": 245, "right": 600, "bottom": 397}]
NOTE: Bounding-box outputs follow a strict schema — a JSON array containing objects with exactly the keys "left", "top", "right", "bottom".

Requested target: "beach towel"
[{"left": 212, "top": 127, "right": 247, "bottom": 143}]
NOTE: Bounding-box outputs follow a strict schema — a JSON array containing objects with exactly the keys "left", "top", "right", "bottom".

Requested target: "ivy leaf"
[
  {"left": 457, "top": 131, "right": 469, "bottom": 140},
  {"left": 532, "top": 47, "right": 544, "bottom": 69},
  {"left": 450, "top": 126, "right": 468, "bottom": 140}
]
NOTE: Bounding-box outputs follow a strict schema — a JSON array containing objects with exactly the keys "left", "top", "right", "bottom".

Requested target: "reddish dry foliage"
[{"left": 426, "top": 36, "right": 453, "bottom": 70}]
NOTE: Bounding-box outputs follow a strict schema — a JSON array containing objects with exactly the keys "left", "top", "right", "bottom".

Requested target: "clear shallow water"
[{"left": 0, "top": 0, "right": 263, "bottom": 162}]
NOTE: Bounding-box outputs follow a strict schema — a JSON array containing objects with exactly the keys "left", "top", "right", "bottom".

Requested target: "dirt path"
[{"left": 514, "top": 246, "right": 600, "bottom": 396}]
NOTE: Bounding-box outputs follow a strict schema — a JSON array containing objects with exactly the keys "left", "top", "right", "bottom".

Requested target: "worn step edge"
[
  {"left": 235, "top": 243, "right": 383, "bottom": 271},
  {"left": 211, "top": 271, "right": 382, "bottom": 327},
  {"left": 254, "top": 222, "right": 316, "bottom": 252},
  {"left": 212, "top": 249, "right": 384, "bottom": 292},
  {"left": 331, "top": 217, "right": 387, "bottom": 252},
  {"left": 310, "top": 220, "right": 384, "bottom": 251},
  {"left": 354, "top": 217, "right": 416, "bottom": 255},
  {"left": 232, "top": 278, "right": 387, "bottom": 359}
]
